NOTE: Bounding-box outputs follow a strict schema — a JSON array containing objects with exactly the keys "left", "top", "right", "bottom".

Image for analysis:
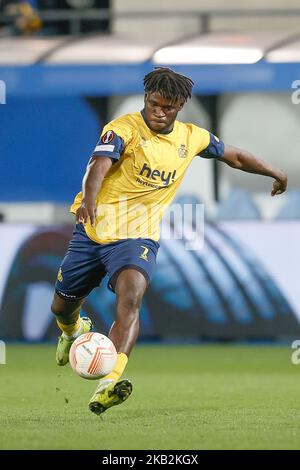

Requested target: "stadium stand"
[
  {"left": 216, "top": 188, "right": 262, "bottom": 220},
  {"left": 274, "top": 189, "right": 300, "bottom": 219}
]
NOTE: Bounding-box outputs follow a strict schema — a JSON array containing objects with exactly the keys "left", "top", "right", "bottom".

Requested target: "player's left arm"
[{"left": 219, "top": 144, "right": 287, "bottom": 196}]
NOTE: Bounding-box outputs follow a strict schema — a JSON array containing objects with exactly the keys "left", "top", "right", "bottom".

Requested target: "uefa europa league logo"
[{"left": 0, "top": 80, "right": 6, "bottom": 104}]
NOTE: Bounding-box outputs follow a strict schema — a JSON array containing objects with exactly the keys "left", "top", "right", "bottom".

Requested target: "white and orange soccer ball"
[{"left": 69, "top": 332, "right": 117, "bottom": 380}]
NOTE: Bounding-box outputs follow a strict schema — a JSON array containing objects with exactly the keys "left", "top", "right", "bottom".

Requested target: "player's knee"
[
  {"left": 117, "top": 283, "right": 143, "bottom": 319},
  {"left": 50, "top": 294, "right": 75, "bottom": 317},
  {"left": 115, "top": 271, "right": 146, "bottom": 313},
  {"left": 50, "top": 299, "right": 64, "bottom": 317},
  {"left": 117, "top": 289, "right": 142, "bottom": 315}
]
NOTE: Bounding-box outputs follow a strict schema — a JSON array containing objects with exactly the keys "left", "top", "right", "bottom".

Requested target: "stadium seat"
[
  {"left": 217, "top": 188, "right": 261, "bottom": 220},
  {"left": 174, "top": 194, "right": 204, "bottom": 224},
  {"left": 274, "top": 189, "right": 300, "bottom": 219}
]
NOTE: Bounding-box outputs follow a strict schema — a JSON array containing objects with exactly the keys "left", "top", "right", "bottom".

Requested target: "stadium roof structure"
[{"left": 1, "top": 31, "right": 300, "bottom": 96}]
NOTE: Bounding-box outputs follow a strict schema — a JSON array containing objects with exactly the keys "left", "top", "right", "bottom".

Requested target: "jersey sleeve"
[
  {"left": 91, "top": 119, "right": 133, "bottom": 162},
  {"left": 199, "top": 131, "right": 225, "bottom": 159}
]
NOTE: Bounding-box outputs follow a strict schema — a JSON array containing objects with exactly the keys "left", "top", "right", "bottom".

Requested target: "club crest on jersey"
[
  {"left": 178, "top": 144, "right": 187, "bottom": 158},
  {"left": 139, "top": 138, "right": 148, "bottom": 148},
  {"left": 101, "top": 130, "right": 115, "bottom": 144}
]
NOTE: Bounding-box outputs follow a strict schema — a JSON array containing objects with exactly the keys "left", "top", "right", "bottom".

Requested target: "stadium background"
[{"left": 1, "top": 0, "right": 300, "bottom": 451}]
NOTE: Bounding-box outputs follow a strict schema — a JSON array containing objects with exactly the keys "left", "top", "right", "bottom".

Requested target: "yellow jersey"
[{"left": 70, "top": 111, "right": 224, "bottom": 243}]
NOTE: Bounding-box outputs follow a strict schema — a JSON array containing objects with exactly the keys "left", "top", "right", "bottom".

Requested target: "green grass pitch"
[{"left": 0, "top": 343, "right": 300, "bottom": 450}]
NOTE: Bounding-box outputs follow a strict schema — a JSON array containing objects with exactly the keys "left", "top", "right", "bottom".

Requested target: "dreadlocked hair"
[{"left": 143, "top": 67, "right": 194, "bottom": 103}]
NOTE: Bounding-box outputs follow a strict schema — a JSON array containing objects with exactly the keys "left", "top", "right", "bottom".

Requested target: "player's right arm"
[
  {"left": 76, "top": 156, "right": 112, "bottom": 227},
  {"left": 75, "top": 122, "right": 132, "bottom": 226},
  {"left": 196, "top": 128, "right": 287, "bottom": 196}
]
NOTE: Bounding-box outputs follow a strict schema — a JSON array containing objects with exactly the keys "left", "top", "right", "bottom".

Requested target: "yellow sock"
[
  {"left": 57, "top": 317, "right": 81, "bottom": 338},
  {"left": 101, "top": 352, "right": 128, "bottom": 383}
]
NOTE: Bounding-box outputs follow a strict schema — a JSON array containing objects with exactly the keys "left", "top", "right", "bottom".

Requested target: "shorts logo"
[
  {"left": 139, "top": 246, "right": 149, "bottom": 261},
  {"left": 57, "top": 268, "right": 63, "bottom": 282},
  {"left": 57, "top": 291, "right": 77, "bottom": 299},
  {"left": 101, "top": 130, "right": 115, "bottom": 144}
]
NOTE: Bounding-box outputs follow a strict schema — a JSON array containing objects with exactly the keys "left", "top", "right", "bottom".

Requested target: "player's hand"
[
  {"left": 271, "top": 171, "right": 287, "bottom": 196},
  {"left": 75, "top": 201, "right": 97, "bottom": 226}
]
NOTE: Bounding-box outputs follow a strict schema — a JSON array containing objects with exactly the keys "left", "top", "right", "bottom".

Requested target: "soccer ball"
[{"left": 69, "top": 332, "right": 117, "bottom": 380}]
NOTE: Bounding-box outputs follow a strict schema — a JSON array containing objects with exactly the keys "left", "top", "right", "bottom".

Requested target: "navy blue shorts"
[{"left": 55, "top": 224, "right": 159, "bottom": 299}]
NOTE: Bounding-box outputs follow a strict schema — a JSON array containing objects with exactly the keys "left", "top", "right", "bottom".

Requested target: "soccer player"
[{"left": 51, "top": 67, "right": 287, "bottom": 415}]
